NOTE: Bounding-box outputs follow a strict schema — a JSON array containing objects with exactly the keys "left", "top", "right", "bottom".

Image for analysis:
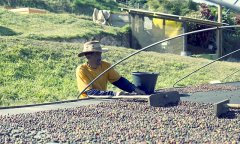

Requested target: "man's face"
[{"left": 85, "top": 52, "right": 102, "bottom": 66}]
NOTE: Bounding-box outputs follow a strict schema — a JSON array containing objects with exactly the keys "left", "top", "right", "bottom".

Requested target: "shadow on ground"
[
  {"left": 218, "top": 110, "right": 240, "bottom": 119},
  {"left": 0, "top": 26, "right": 19, "bottom": 36}
]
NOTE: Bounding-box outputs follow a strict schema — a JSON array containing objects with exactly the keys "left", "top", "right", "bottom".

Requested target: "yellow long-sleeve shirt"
[{"left": 76, "top": 61, "right": 121, "bottom": 98}]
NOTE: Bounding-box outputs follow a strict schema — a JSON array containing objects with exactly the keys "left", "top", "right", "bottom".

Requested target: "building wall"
[{"left": 130, "top": 14, "right": 184, "bottom": 55}]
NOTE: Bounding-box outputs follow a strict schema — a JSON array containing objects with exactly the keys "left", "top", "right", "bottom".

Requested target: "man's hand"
[
  {"left": 115, "top": 88, "right": 146, "bottom": 96},
  {"left": 134, "top": 87, "right": 146, "bottom": 95},
  {"left": 115, "top": 91, "right": 128, "bottom": 96}
]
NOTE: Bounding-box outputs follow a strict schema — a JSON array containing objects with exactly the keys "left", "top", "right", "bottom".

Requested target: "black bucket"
[{"left": 132, "top": 72, "right": 159, "bottom": 94}]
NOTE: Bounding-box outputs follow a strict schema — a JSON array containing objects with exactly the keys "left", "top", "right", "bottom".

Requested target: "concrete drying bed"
[
  {"left": 181, "top": 89, "right": 240, "bottom": 104},
  {"left": 0, "top": 82, "right": 240, "bottom": 115},
  {"left": 162, "top": 81, "right": 240, "bottom": 104},
  {"left": 0, "top": 82, "right": 240, "bottom": 143},
  {"left": 0, "top": 99, "right": 110, "bottom": 115},
  {"left": 181, "top": 82, "right": 240, "bottom": 104}
]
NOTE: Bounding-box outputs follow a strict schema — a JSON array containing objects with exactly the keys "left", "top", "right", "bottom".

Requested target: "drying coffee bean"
[{"left": 0, "top": 95, "right": 239, "bottom": 143}]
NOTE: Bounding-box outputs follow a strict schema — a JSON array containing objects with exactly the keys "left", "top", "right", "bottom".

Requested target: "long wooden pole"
[{"left": 216, "top": 4, "right": 223, "bottom": 57}]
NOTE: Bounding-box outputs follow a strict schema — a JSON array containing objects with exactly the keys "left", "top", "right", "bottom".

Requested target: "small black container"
[{"left": 132, "top": 72, "right": 159, "bottom": 94}]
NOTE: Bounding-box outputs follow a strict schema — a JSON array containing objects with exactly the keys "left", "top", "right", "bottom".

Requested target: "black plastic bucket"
[{"left": 132, "top": 72, "right": 159, "bottom": 94}]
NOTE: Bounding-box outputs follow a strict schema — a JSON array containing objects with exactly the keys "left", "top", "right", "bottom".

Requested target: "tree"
[
  {"left": 146, "top": 0, "right": 198, "bottom": 16},
  {"left": 199, "top": 3, "right": 215, "bottom": 20}
]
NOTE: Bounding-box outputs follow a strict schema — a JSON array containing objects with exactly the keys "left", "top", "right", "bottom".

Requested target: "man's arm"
[
  {"left": 112, "top": 77, "right": 136, "bottom": 93},
  {"left": 112, "top": 77, "right": 146, "bottom": 95},
  {"left": 86, "top": 77, "right": 146, "bottom": 96}
]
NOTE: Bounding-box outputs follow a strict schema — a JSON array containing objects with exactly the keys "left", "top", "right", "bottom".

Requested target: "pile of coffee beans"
[{"left": 0, "top": 100, "right": 239, "bottom": 143}]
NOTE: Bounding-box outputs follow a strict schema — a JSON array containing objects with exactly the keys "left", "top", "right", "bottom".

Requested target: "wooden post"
[
  {"left": 130, "top": 13, "right": 136, "bottom": 49},
  {"left": 130, "top": 13, "right": 144, "bottom": 49},
  {"left": 181, "top": 22, "right": 188, "bottom": 56},
  {"left": 138, "top": 14, "right": 145, "bottom": 48},
  {"left": 216, "top": 4, "right": 223, "bottom": 57},
  {"left": 136, "top": 14, "right": 144, "bottom": 33},
  {"left": 140, "top": 15, "right": 144, "bottom": 32},
  {"left": 134, "top": 14, "right": 140, "bottom": 49},
  {"left": 162, "top": 19, "right": 166, "bottom": 39}
]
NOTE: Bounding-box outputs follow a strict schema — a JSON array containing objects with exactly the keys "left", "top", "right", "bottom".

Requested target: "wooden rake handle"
[{"left": 226, "top": 104, "right": 240, "bottom": 109}]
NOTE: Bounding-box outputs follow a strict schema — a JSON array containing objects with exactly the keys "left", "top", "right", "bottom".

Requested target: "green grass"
[
  {"left": 191, "top": 54, "right": 218, "bottom": 60},
  {"left": 1, "top": 37, "right": 240, "bottom": 106},
  {"left": 0, "top": 7, "right": 240, "bottom": 106},
  {"left": 0, "top": 0, "right": 120, "bottom": 15},
  {"left": 0, "top": 9, "right": 128, "bottom": 40}
]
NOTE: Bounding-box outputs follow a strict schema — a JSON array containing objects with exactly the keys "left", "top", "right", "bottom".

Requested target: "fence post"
[{"left": 216, "top": 4, "right": 223, "bottom": 57}]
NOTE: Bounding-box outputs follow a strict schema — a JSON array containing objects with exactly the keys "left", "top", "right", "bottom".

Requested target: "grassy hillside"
[
  {"left": 0, "top": 0, "right": 120, "bottom": 15},
  {"left": 0, "top": 37, "right": 240, "bottom": 106},
  {"left": 0, "top": 9, "right": 128, "bottom": 41},
  {"left": 0, "top": 7, "right": 240, "bottom": 107}
]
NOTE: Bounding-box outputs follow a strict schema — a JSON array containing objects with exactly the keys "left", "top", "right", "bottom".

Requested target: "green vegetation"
[
  {"left": 0, "top": 9, "right": 129, "bottom": 41},
  {"left": 0, "top": 26, "right": 19, "bottom": 36},
  {"left": 146, "top": 0, "right": 197, "bottom": 15},
  {"left": 0, "top": 5, "right": 240, "bottom": 107},
  {"left": 0, "top": 0, "right": 120, "bottom": 15},
  {"left": 1, "top": 37, "right": 240, "bottom": 106},
  {"left": 0, "top": 38, "right": 80, "bottom": 106},
  {"left": 141, "top": 0, "right": 238, "bottom": 25}
]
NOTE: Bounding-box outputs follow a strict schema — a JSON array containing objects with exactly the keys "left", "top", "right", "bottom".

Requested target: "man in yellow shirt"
[{"left": 76, "top": 41, "right": 146, "bottom": 98}]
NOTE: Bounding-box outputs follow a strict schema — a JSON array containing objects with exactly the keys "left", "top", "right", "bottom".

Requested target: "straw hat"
[{"left": 78, "top": 41, "right": 108, "bottom": 57}]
